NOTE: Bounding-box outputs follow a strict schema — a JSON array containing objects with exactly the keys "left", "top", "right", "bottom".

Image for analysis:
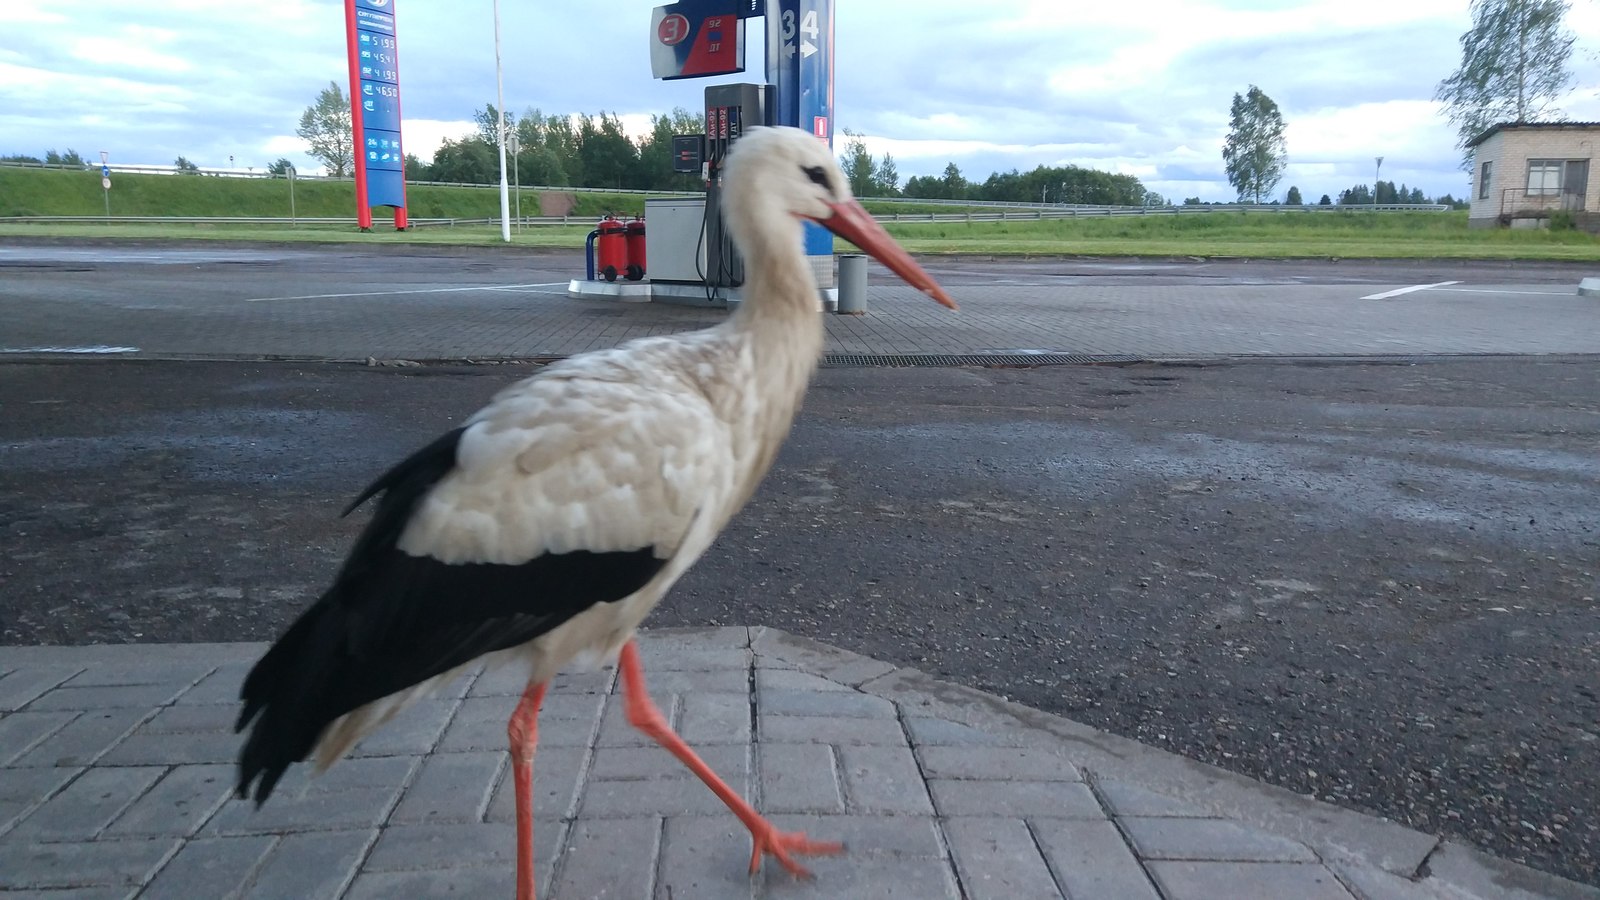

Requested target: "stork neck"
[{"left": 727, "top": 215, "right": 825, "bottom": 362}]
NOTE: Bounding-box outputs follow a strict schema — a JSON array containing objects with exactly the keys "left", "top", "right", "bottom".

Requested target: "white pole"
[
  {"left": 493, "top": 0, "right": 511, "bottom": 243},
  {"left": 288, "top": 165, "right": 297, "bottom": 226}
]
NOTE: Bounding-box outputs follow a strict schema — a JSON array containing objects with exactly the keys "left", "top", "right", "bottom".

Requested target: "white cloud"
[{"left": 3, "top": 0, "right": 1597, "bottom": 201}]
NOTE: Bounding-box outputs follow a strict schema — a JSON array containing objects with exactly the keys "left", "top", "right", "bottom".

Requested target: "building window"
[
  {"left": 1479, "top": 161, "right": 1492, "bottom": 200},
  {"left": 1527, "top": 160, "right": 1563, "bottom": 195}
]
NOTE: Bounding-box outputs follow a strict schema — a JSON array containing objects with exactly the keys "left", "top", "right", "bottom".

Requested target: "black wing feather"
[{"left": 236, "top": 425, "right": 667, "bottom": 805}]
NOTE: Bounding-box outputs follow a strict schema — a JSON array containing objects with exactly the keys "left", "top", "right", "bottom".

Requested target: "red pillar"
[{"left": 344, "top": 0, "right": 372, "bottom": 231}]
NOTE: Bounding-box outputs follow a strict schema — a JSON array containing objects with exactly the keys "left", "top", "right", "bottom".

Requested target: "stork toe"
[{"left": 747, "top": 823, "right": 845, "bottom": 877}]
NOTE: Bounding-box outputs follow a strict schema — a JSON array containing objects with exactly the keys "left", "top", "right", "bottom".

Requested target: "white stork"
[{"left": 235, "top": 126, "right": 955, "bottom": 899}]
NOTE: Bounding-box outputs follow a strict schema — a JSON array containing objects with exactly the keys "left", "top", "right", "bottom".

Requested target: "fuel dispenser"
[{"left": 701, "top": 82, "right": 770, "bottom": 288}]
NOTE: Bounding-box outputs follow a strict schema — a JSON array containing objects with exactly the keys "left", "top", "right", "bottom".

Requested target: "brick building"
[{"left": 1467, "top": 122, "right": 1599, "bottom": 229}]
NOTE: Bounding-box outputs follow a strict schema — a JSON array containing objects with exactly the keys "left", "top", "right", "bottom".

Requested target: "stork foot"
[{"left": 746, "top": 822, "right": 845, "bottom": 878}]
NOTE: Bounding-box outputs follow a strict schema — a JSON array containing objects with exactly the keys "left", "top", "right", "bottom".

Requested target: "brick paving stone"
[
  {"left": 64, "top": 662, "right": 213, "bottom": 688},
  {"left": 390, "top": 749, "right": 503, "bottom": 824},
  {"left": 439, "top": 693, "right": 602, "bottom": 752},
  {"left": 349, "top": 697, "right": 458, "bottom": 757},
  {"left": 755, "top": 669, "right": 853, "bottom": 693},
  {"left": 1122, "top": 816, "right": 1318, "bottom": 862},
  {"left": 679, "top": 691, "right": 752, "bottom": 745},
  {"left": 596, "top": 690, "right": 681, "bottom": 748},
  {"left": 485, "top": 745, "right": 588, "bottom": 823},
  {"left": 1032, "top": 818, "right": 1162, "bottom": 900},
  {"left": 903, "top": 716, "right": 1032, "bottom": 747},
  {"left": 625, "top": 667, "right": 751, "bottom": 695},
  {"left": 344, "top": 866, "right": 515, "bottom": 900},
  {"left": 0, "top": 765, "right": 78, "bottom": 833},
  {"left": 759, "top": 713, "right": 908, "bottom": 746},
  {"left": 917, "top": 746, "right": 1081, "bottom": 782},
  {"left": 759, "top": 743, "right": 844, "bottom": 814},
  {"left": 98, "top": 727, "right": 240, "bottom": 766},
  {"left": 943, "top": 817, "right": 1064, "bottom": 900},
  {"left": 364, "top": 820, "right": 558, "bottom": 871},
  {"left": 172, "top": 663, "right": 250, "bottom": 705},
  {"left": 8, "top": 765, "right": 165, "bottom": 840},
  {"left": 637, "top": 648, "right": 752, "bottom": 672},
  {"left": 656, "top": 815, "right": 757, "bottom": 900},
  {"left": 836, "top": 745, "right": 934, "bottom": 815},
  {"left": 928, "top": 779, "right": 1101, "bottom": 819},
  {"left": 766, "top": 813, "right": 945, "bottom": 858},
  {"left": 25, "top": 683, "right": 187, "bottom": 712},
  {"left": 1093, "top": 778, "right": 1211, "bottom": 817},
  {"left": 241, "top": 828, "right": 375, "bottom": 900},
  {"left": 548, "top": 817, "right": 660, "bottom": 899},
  {"left": 589, "top": 744, "right": 747, "bottom": 784},
  {"left": 104, "top": 763, "right": 233, "bottom": 837},
  {"left": 0, "top": 711, "right": 76, "bottom": 765},
  {"left": 9, "top": 708, "right": 145, "bottom": 767},
  {"left": 203, "top": 756, "right": 416, "bottom": 835},
  {"left": 140, "top": 834, "right": 276, "bottom": 900},
  {"left": 1148, "top": 861, "right": 1356, "bottom": 900},
  {"left": 760, "top": 690, "right": 895, "bottom": 718},
  {"left": 0, "top": 667, "right": 79, "bottom": 712},
  {"left": 761, "top": 855, "right": 962, "bottom": 899},
  {"left": 140, "top": 703, "right": 238, "bottom": 733},
  {"left": 0, "top": 835, "right": 179, "bottom": 890}
]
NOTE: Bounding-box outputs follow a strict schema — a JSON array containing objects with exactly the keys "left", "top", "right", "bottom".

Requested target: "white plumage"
[{"left": 236, "top": 126, "right": 955, "bottom": 899}]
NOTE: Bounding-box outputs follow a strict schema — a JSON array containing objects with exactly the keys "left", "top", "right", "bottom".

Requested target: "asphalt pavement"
[{"left": 1, "top": 241, "right": 1598, "bottom": 892}]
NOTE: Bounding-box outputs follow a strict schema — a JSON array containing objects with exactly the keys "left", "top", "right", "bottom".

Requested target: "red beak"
[{"left": 813, "top": 199, "right": 958, "bottom": 310}]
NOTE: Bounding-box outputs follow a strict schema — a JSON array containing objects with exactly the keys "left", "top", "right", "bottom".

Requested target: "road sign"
[
  {"left": 101, "top": 165, "right": 111, "bottom": 179},
  {"left": 101, "top": 177, "right": 111, "bottom": 190}
]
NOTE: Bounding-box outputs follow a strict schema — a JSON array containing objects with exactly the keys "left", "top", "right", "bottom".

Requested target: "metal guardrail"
[
  {"left": 3, "top": 205, "right": 1453, "bottom": 228},
  {"left": 0, "top": 160, "right": 699, "bottom": 196}
]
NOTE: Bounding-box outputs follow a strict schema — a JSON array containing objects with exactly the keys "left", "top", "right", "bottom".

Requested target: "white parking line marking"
[
  {"left": 1359, "top": 281, "right": 1461, "bottom": 300},
  {"left": 242, "top": 282, "right": 564, "bottom": 302},
  {"left": 1430, "top": 288, "right": 1572, "bottom": 296},
  {"left": 0, "top": 346, "right": 140, "bottom": 354}
]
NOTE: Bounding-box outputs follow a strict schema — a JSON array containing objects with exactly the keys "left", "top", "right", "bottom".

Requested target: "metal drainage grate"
[{"left": 820, "top": 353, "right": 1148, "bottom": 368}]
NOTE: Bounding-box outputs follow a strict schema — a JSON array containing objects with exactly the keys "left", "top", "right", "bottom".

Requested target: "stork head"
[{"left": 721, "top": 127, "right": 956, "bottom": 309}]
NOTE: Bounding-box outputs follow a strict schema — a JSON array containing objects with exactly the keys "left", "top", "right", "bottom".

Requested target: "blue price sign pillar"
[
  {"left": 766, "top": 0, "right": 834, "bottom": 260},
  {"left": 344, "top": 0, "right": 409, "bottom": 230}
]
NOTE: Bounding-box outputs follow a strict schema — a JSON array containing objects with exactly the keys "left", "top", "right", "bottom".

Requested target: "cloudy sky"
[{"left": 3, "top": 1, "right": 1597, "bottom": 202}]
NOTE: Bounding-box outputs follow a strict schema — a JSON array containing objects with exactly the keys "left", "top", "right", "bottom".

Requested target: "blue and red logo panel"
[{"left": 650, "top": 1, "right": 749, "bottom": 80}]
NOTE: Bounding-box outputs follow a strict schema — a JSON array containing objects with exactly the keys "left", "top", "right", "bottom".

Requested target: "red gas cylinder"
[
  {"left": 596, "top": 216, "right": 627, "bottom": 282},
  {"left": 624, "top": 218, "right": 646, "bottom": 281}
]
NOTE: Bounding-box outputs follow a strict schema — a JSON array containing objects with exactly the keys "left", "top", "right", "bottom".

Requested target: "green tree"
[
  {"left": 1285, "top": 185, "right": 1303, "bottom": 205},
  {"left": 173, "top": 156, "right": 200, "bottom": 173},
  {"left": 297, "top": 81, "right": 353, "bottom": 177},
  {"left": 1435, "top": 0, "right": 1575, "bottom": 169},
  {"left": 45, "top": 149, "right": 86, "bottom": 167},
  {"left": 403, "top": 153, "right": 430, "bottom": 181},
  {"left": 576, "top": 113, "right": 639, "bottom": 189},
  {"left": 941, "top": 162, "right": 968, "bottom": 199},
  {"left": 1221, "top": 85, "right": 1287, "bottom": 204},
  {"left": 266, "top": 158, "right": 294, "bottom": 176},
  {"left": 838, "top": 129, "right": 876, "bottom": 197},
  {"left": 874, "top": 153, "right": 900, "bottom": 195},
  {"left": 635, "top": 107, "right": 702, "bottom": 191},
  {"left": 429, "top": 137, "right": 496, "bottom": 183},
  {"left": 1318, "top": 194, "right": 1333, "bottom": 206}
]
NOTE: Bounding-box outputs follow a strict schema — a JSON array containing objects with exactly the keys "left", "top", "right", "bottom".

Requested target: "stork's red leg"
[
  {"left": 507, "top": 680, "right": 547, "bottom": 900},
  {"left": 617, "top": 640, "right": 843, "bottom": 877}
]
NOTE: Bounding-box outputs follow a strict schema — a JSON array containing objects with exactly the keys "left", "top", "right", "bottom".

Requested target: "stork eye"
[{"left": 802, "top": 165, "right": 832, "bottom": 192}]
